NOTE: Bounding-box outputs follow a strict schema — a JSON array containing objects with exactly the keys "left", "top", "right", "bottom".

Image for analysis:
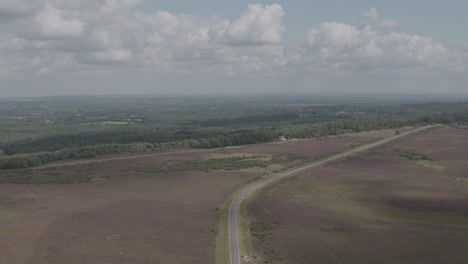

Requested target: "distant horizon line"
[{"left": 2, "top": 92, "right": 468, "bottom": 100}]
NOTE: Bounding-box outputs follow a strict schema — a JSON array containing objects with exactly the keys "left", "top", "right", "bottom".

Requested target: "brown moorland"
[
  {"left": 247, "top": 127, "right": 468, "bottom": 264},
  {"left": 0, "top": 170, "right": 254, "bottom": 264},
  {"left": 0, "top": 135, "right": 373, "bottom": 264},
  {"left": 391, "top": 127, "right": 468, "bottom": 175}
]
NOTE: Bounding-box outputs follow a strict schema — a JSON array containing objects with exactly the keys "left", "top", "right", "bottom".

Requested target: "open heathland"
[
  {"left": 0, "top": 171, "right": 254, "bottom": 264},
  {"left": 246, "top": 127, "right": 468, "bottom": 264},
  {"left": 0, "top": 134, "right": 372, "bottom": 264}
]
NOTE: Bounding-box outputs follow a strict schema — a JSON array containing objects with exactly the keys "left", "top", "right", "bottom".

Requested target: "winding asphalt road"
[{"left": 228, "top": 126, "right": 434, "bottom": 264}]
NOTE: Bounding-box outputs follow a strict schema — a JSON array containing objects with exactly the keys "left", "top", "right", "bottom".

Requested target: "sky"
[{"left": 1, "top": 0, "right": 467, "bottom": 97}]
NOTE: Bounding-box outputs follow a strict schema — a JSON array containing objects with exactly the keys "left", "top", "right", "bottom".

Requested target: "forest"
[{"left": 1, "top": 94, "right": 467, "bottom": 170}]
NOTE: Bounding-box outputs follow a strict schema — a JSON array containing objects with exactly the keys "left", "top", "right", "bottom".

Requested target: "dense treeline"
[
  {"left": 2, "top": 97, "right": 467, "bottom": 149},
  {"left": 1, "top": 96, "right": 467, "bottom": 170},
  {"left": 1, "top": 113, "right": 465, "bottom": 170},
  {"left": 3, "top": 108, "right": 467, "bottom": 156},
  {"left": 0, "top": 143, "right": 156, "bottom": 170},
  {"left": 0, "top": 130, "right": 214, "bottom": 155}
]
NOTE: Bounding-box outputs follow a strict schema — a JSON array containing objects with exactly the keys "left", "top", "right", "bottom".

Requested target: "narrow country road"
[{"left": 228, "top": 126, "right": 435, "bottom": 264}]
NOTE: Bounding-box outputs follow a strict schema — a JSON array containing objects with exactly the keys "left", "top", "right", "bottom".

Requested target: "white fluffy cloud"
[
  {"left": 304, "top": 9, "right": 450, "bottom": 70},
  {"left": 0, "top": 1, "right": 288, "bottom": 77},
  {"left": 0, "top": 2, "right": 466, "bottom": 95},
  {"left": 359, "top": 8, "right": 406, "bottom": 31},
  {"left": 225, "top": 4, "right": 285, "bottom": 45},
  {"left": 31, "top": 4, "right": 85, "bottom": 39}
]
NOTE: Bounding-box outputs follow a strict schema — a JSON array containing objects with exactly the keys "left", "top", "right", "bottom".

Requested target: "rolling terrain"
[
  {"left": 0, "top": 134, "right": 374, "bottom": 264},
  {"left": 1, "top": 96, "right": 467, "bottom": 264},
  {"left": 245, "top": 127, "right": 468, "bottom": 264}
]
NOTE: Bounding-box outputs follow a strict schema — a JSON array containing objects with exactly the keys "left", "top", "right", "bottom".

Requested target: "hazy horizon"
[{"left": 2, "top": 93, "right": 468, "bottom": 107}]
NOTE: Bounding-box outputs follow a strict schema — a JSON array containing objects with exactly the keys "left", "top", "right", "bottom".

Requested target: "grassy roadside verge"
[
  {"left": 215, "top": 195, "right": 231, "bottom": 264},
  {"left": 239, "top": 197, "right": 263, "bottom": 263},
  {"left": 215, "top": 175, "right": 266, "bottom": 264}
]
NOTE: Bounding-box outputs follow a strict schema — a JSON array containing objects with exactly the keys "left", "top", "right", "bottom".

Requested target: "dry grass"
[
  {"left": 0, "top": 152, "right": 259, "bottom": 264},
  {"left": 349, "top": 127, "right": 414, "bottom": 139},
  {"left": 0, "top": 133, "right": 381, "bottom": 264},
  {"left": 246, "top": 128, "right": 468, "bottom": 264}
]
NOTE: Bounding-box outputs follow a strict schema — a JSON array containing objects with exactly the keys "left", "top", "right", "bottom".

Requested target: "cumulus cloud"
[
  {"left": 1, "top": 1, "right": 288, "bottom": 77},
  {"left": 46, "top": 0, "right": 103, "bottom": 11},
  {"left": 31, "top": 4, "right": 85, "bottom": 39},
  {"left": 100, "top": 0, "right": 143, "bottom": 15},
  {"left": 137, "top": 11, "right": 219, "bottom": 49},
  {"left": 304, "top": 9, "right": 451, "bottom": 71},
  {"left": 136, "top": 4, "right": 285, "bottom": 49},
  {"left": 358, "top": 8, "right": 406, "bottom": 31},
  {"left": 305, "top": 21, "right": 449, "bottom": 70},
  {"left": 225, "top": 4, "right": 285, "bottom": 45},
  {"left": 0, "top": 2, "right": 466, "bottom": 94}
]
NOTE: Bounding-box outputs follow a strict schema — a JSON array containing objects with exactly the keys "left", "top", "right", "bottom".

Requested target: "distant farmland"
[
  {"left": 246, "top": 127, "right": 468, "bottom": 264},
  {"left": 0, "top": 135, "right": 371, "bottom": 264}
]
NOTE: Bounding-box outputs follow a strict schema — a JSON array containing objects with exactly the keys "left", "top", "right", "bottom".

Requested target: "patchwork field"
[
  {"left": 0, "top": 135, "right": 372, "bottom": 264},
  {"left": 246, "top": 127, "right": 468, "bottom": 264}
]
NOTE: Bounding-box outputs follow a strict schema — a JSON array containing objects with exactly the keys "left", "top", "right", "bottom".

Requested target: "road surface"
[{"left": 228, "top": 126, "right": 435, "bottom": 264}]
